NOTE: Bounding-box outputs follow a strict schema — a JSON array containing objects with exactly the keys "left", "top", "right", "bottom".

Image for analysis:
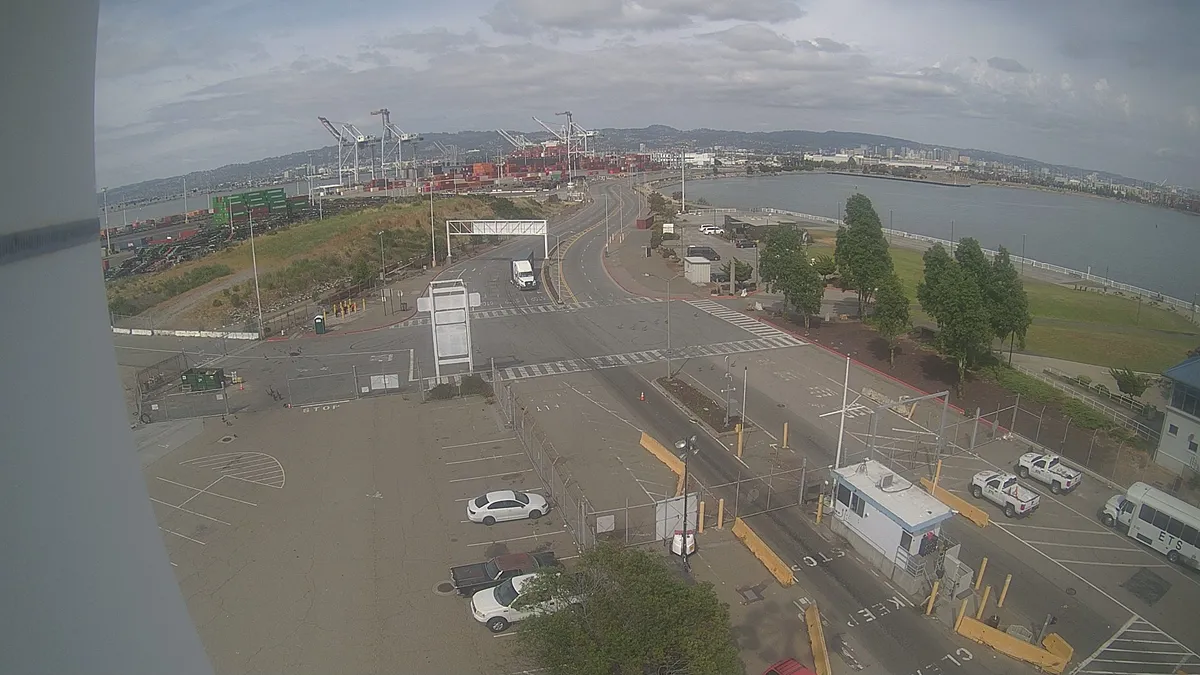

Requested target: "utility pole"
[
  {"left": 249, "top": 212, "right": 265, "bottom": 338},
  {"left": 680, "top": 151, "right": 686, "bottom": 214},
  {"left": 182, "top": 176, "right": 187, "bottom": 224},
  {"left": 101, "top": 187, "right": 110, "bottom": 253},
  {"left": 429, "top": 186, "right": 436, "bottom": 268},
  {"left": 722, "top": 356, "right": 736, "bottom": 427}
]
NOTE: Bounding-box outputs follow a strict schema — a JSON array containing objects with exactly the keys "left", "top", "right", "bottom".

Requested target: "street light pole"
[
  {"left": 101, "top": 187, "right": 110, "bottom": 253},
  {"left": 674, "top": 435, "right": 699, "bottom": 573},
  {"left": 604, "top": 192, "right": 610, "bottom": 255},
  {"left": 429, "top": 186, "right": 436, "bottom": 268},
  {"left": 249, "top": 212, "right": 265, "bottom": 338}
]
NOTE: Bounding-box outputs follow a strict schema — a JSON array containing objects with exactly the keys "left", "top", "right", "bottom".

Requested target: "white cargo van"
[{"left": 511, "top": 259, "right": 537, "bottom": 289}]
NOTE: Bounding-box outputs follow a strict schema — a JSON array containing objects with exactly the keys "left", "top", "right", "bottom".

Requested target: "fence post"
[
  {"left": 971, "top": 408, "right": 980, "bottom": 449},
  {"left": 1061, "top": 417, "right": 1072, "bottom": 450},
  {"left": 352, "top": 365, "right": 359, "bottom": 399},
  {"left": 799, "top": 457, "right": 807, "bottom": 508},
  {"left": 286, "top": 378, "right": 294, "bottom": 407},
  {"left": 1012, "top": 393, "right": 1020, "bottom": 432},
  {"left": 1035, "top": 405, "right": 1046, "bottom": 441},
  {"left": 1087, "top": 429, "right": 1097, "bottom": 467},
  {"left": 734, "top": 469, "right": 741, "bottom": 519}
]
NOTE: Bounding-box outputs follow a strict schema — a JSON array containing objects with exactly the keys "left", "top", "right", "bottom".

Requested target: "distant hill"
[{"left": 103, "top": 125, "right": 1158, "bottom": 205}]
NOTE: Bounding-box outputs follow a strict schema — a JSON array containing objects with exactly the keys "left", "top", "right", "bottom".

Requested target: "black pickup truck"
[{"left": 449, "top": 551, "right": 559, "bottom": 597}]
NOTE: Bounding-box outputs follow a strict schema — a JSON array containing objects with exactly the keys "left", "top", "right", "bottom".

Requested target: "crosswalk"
[
  {"left": 1072, "top": 615, "right": 1198, "bottom": 675},
  {"left": 395, "top": 296, "right": 663, "bottom": 328},
  {"left": 424, "top": 335, "right": 805, "bottom": 387},
  {"left": 686, "top": 299, "right": 804, "bottom": 343}
]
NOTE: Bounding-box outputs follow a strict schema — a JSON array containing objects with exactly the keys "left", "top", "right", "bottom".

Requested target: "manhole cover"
[
  {"left": 434, "top": 581, "right": 456, "bottom": 596},
  {"left": 218, "top": 435, "right": 237, "bottom": 444}
]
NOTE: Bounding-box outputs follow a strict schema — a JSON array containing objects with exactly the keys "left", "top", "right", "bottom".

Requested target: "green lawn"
[{"left": 808, "top": 240, "right": 1199, "bottom": 371}]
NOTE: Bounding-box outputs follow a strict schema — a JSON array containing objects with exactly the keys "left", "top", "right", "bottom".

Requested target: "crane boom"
[
  {"left": 532, "top": 117, "right": 566, "bottom": 141},
  {"left": 318, "top": 116, "right": 346, "bottom": 143}
]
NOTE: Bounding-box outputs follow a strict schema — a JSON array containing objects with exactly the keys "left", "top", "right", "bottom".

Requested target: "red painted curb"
[{"left": 756, "top": 313, "right": 1007, "bottom": 434}]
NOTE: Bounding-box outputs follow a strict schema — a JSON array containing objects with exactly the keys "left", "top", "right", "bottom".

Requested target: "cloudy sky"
[{"left": 95, "top": 0, "right": 1200, "bottom": 188}]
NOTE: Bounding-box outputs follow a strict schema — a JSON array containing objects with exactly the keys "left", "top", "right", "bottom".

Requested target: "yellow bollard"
[
  {"left": 931, "top": 459, "right": 943, "bottom": 494},
  {"left": 782, "top": 421, "right": 789, "bottom": 449},
  {"left": 698, "top": 501, "right": 706, "bottom": 533},
  {"left": 816, "top": 497, "right": 824, "bottom": 525},
  {"left": 955, "top": 597, "right": 970, "bottom": 632},
  {"left": 998, "top": 574, "right": 1012, "bottom": 608},
  {"left": 925, "top": 580, "right": 940, "bottom": 616},
  {"left": 975, "top": 557, "right": 988, "bottom": 590},
  {"left": 717, "top": 498, "right": 725, "bottom": 529},
  {"left": 736, "top": 423, "right": 745, "bottom": 458},
  {"left": 975, "top": 585, "right": 992, "bottom": 620}
]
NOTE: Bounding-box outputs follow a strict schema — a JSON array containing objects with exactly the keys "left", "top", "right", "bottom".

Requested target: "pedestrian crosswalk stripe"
[
  {"left": 395, "top": 295, "right": 666, "bottom": 328},
  {"left": 686, "top": 299, "right": 805, "bottom": 344}
]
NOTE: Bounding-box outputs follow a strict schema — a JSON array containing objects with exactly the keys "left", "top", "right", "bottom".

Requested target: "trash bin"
[
  {"left": 670, "top": 530, "right": 696, "bottom": 557},
  {"left": 314, "top": 314, "right": 326, "bottom": 335}
]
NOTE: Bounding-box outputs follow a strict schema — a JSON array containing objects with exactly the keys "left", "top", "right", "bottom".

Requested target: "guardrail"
[
  {"left": 1039, "top": 365, "right": 1152, "bottom": 415},
  {"left": 1011, "top": 364, "right": 1161, "bottom": 442}
]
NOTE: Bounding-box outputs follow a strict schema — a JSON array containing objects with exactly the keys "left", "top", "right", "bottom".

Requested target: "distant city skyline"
[{"left": 96, "top": 0, "right": 1198, "bottom": 188}]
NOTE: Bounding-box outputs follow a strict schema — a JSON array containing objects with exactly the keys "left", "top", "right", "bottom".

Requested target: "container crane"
[{"left": 371, "top": 108, "right": 423, "bottom": 182}]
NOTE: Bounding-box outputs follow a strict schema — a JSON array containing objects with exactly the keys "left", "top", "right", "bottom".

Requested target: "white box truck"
[{"left": 511, "top": 259, "right": 537, "bottom": 290}]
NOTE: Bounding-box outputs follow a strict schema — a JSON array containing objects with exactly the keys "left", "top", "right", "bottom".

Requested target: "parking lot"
[{"left": 143, "top": 395, "right": 565, "bottom": 675}]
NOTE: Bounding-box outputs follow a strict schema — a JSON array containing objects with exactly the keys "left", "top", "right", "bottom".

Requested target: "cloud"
[
  {"left": 986, "top": 56, "right": 1029, "bottom": 73},
  {"left": 93, "top": 0, "right": 1200, "bottom": 188},
  {"left": 482, "top": 0, "right": 804, "bottom": 36}
]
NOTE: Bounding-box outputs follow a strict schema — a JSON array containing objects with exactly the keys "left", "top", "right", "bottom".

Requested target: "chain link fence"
[
  {"left": 140, "top": 385, "right": 232, "bottom": 424},
  {"left": 492, "top": 366, "right": 592, "bottom": 551}
]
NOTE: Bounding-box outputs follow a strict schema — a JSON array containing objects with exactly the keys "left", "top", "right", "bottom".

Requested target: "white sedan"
[
  {"left": 466, "top": 490, "right": 548, "bottom": 525},
  {"left": 471, "top": 572, "right": 578, "bottom": 633}
]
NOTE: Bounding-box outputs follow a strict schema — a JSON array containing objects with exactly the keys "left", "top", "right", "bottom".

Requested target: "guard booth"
[
  {"left": 830, "top": 460, "right": 954, "bottom": 596},
  {"left": 314, "top": 314, "right": 326, "bottom": 335}
]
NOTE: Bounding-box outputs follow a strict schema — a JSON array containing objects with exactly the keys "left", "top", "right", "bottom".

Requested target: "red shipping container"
[{"left": 177, "top": 229, "right": 197, "bottom": 240}]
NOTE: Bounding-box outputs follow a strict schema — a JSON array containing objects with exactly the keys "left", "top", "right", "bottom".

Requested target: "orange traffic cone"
[{"left": 640, "top": 391, "right": 645, "bottom": 401}]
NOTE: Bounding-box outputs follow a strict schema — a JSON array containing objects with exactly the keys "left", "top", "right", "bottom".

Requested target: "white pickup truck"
[
  {"left": 1016, "top": 452, "right": 1082, "bottom": 494},
  {"left": 971, "top": 470, "right": 1041, "bottom": 518}
]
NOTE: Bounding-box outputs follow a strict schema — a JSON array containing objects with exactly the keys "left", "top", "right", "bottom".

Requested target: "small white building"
[
  {"left": 830, "top": 460, "right": 954, "bottom": 595},
  {"left": 1156, "top": 356, "right": 1200, "bottom": 474},
  {"left": 683, "top": 256, "right": 711, "bottom": 285}
]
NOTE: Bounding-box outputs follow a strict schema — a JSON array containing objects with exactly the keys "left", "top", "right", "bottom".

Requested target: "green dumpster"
[
  {"left": 314, "top": 314, "right": 327, "bottom": 335},
  {"left": 181, "top": 367, "right": 224, "bottom": 392}
]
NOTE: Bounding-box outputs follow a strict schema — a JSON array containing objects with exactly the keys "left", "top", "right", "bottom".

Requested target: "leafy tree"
[
  {"left": 988, "top": 246, "right": 1031, "bottom": 362},
  {"left": 758, "top": 225, "right": 805, "bottom": 290},
  {"left": 835, "top": 194, "right": 893, "bottom": 315},
  {"left": 872, "top": 273, "right": 911, "bottom": 367},
  {"left": 953, "top": 238, "right": 991, "bottom": 294},
  {"left": 916, "top": 243, "right": 953, "bottom": 326},
  {"left": 833, "top": 225, "right": 853, "bottom": 288},
  {"left": 1108, "top": 367, "right": 1153, "bottom": 398},
  {"left": 671, "top": 191, "right": 683, "bottom": 202},
  {"left": 720, "top": 259, "right": 753, "bottom": 283},
  {"left": 935, "top": 261, "right": 993, "bottom": 394},
  {"left": 778, "top": 252, "right": 824, "bottom": 328},
  {"left": 515, "top": 543, "right": 743, "bottom": 675},
  {"left": 349, "top": 256, "right": 374, "bottom": 286}
]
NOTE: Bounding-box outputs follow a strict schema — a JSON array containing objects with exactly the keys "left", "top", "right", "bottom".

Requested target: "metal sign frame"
[
  {"left": 416, "top": 279, "right": 481, "bottom": 379},
  {"left": 445, "top": 220, "right": 548, "bottom": 263}
]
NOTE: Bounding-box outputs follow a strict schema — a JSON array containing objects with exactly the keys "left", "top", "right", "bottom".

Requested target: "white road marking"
[
  {"left": 182, "top": 452, "right": 285, "bottom": 489},
  {"left": 443, "top": 437, "right": 518, "bottom": 449},
  {"left": 1056, "top": 560, "right": 1168, "bottom": 567},
  {"left": 409, "top": 348, "right": 415, "bottom": 382},
  {"left": 159, "top": 527, "right": 205, "bottom": 545},
  {"left": 149, "top": 497, "right": 231, "bottom": 525},
  {"left": 447, "top": 469, "right": 533, "bottom": 483},
  {"left": 1024, "top": 541, "right": 1142, "bottom": 552},
  {"left": 998, "top": 523, "right": 1111, "bottom": 535},
  {"left": 453, "top": 488, "right": 542, "bottom": 502},
  {"left": 155, "top": 476, "right": 258, "bottom": 507},
  {"left": 467, "top": 532, "right": 565, "bottom": 547},
  {"left": 445, "top": 453, "right": 525, "bottom": 465}
]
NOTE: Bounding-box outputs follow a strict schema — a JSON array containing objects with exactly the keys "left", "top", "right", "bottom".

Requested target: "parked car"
[
  {"left": 735, "top": 238, "right": 757, "bottom": 248},
  {"left": 466, "top": 490, "right": 549, "bottom": 525},
  {"left": 699, "top": 225, "right": 724, "bottom": 235},
  {"left": 450, "top": 551, "right": 559, "bottom": 596},
  {"left": 685, "top": 245, "right": 721, "bottom": 261},
  {"left": 470, "top": 572, "right": 579, "bottom": 633},
  {"left": 1016, "top": 452, "right": 1082, "bottom": 494},
  {"left": 971, "top": 470, "right": 1040, "bottom": 517}
]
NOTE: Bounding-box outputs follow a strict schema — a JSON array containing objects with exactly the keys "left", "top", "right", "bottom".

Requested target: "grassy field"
[
  {"left": 807, "top": 238, "right": 1198, "bottom": 372},
  {"left": 107, "top": 195, "right": 558, "bottom": 327}
]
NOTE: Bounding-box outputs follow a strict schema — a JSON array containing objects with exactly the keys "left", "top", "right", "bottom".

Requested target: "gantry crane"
[
  {"left": 317, "top": 116, "right": 380, "bottom": 186},
  {"left": 371, "top": 108, "right": 423, "bottom": 181}
]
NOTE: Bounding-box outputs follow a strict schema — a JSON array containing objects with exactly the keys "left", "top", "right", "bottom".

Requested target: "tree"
[
  {"left": 916, "top": 244, "right": 953, "bottom": 326},
  {"left": 720, "top": 259, "right": 753, "bottom": 283},
  {"left": 515, "top": 543, "right": 743, "bottom": 675},
  {"left": 935, "top": 261, "right": 993, "bottom": 394},
  {"left": 988, "top": 246, "right": 1032, "bottom": 362},
  {"left": 812, "top": 254, "right": 836, "bottom": 277},
  {"left": 778, "top": 252, "right": 824, "bottom": 328},
  {"left": 1109, "top": 367, "right": 1153, "bottom": 398},
  {"left": 835, "top": 194, "right": 893, "bottom": 315},
  {"left": 872, "top": 273, "right": 911, "bottom": 367},
  {"left": 758, "top": 225, "right": 805, "bottom": 290},
  {"left": 953, "top": 238, "right": 991, "bottom": 293}
]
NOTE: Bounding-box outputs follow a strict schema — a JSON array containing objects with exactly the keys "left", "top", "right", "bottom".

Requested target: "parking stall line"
[
  {"left": 1056, "top": 560, "right": 1169, "bottom": 567},
  {"left": 447, "top": 469, "right": 533, "bottom": 483},
  {"left": 160, "top": 527, "right": 205, "bottom": 545},
  {"left": 442, "top": 437, "right": 517, "bottom": 450},
  {"left": 1023, "top": 541, "right": 1143, "bottom": 552},
  {"left": 155, "top": 476, "right": 258, "bottom": 507},
  {"left": 999, "top": 523, "right": 1111, "bottom": 535},
  {"left": 149, "top": 497, "right": 231, "bottom": 526},
  {"left": 453, "top": 488, "right": 542, "bottom": 502},
  {"left": 467, "top": 532, "right": 565, "bottom": 547},
  {"left": 177, "top": 477, "right": 223, "bottom": 509},
  {"left": 445, "top": 453, "right": 525, "bottom": 466},
  {"left": 1073, "top": 615, "right": 1200, "bottom": 675}
]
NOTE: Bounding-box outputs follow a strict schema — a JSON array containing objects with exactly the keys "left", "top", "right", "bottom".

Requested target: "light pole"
[
  {"left": 673, "top": 434, "right": 699, "bottom": 572},
  {"left": 101, "top": 186, "right": 110, "bottom": 253},
  {"left": 248, "top": 212, "right": 265, "bottom": 338},
  {"left": 429, "top": 185, "right": 437, "bottom": 268},
  {"left": 378, "top": 230, "right": 387, "bottom": 281},
  {"left": 604, "top": 191, "right": 610, "bottom": 256},
  {"left": 182, "top": 175, "right": 187, "bottom": 224},
  {"left": 645, "top": 272, "right": 682, "bottom": 378}
]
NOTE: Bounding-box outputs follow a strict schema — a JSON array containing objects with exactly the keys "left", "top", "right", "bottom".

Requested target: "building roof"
[
  {"left": 834, "top": 459, "right": 953, "bottom": 531},
  {"left": 1163, "top": 355, "right": 1200, "bottom": 390},
  {"left": 683, "top": 256, "right": 711, "bottom": 265}
]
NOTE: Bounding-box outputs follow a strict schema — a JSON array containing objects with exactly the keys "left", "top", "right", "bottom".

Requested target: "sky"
[{"left": 95, "top": 0, "right": 1200, "bottom": 189}]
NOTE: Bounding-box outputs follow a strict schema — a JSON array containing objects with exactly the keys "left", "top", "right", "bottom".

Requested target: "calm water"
[{"left": 670, "top": 173, "right": 1199, "bottom": 301}]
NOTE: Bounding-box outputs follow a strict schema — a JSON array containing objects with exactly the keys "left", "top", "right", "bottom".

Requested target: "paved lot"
[
  {"left": 142, "top": 395, "right": 562, "bottom": 675},
  {"left": 510, "top": 372, "right": 680, "bottom": 544}
]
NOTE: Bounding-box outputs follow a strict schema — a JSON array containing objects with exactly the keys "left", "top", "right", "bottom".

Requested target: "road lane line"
[
  {"left": 1024, "top": 541, "right": 1142, "bottom": 552},
  {"left": 447, "top": 469, "right": 533, "bottom": 483},
  {"left": 996, "top": 523, "right": 1111, "bottom": 534},
  {"left": 1056, "top": 560, "right": 1168, "bottom": 567},
  {"left": 444, "top": 453, "right": 525, "bottom": 465},
  {"left": 442, "top": 437, "right": 517, "bottom": 449}
]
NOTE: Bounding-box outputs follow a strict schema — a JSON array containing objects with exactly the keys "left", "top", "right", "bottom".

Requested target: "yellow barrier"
[
  {"left": 1042, "top": 633, "right": 1074, "bottom": 664},
  {"left": 640, "top": 432, "right": 684, "bottom": 476},
  {"left": 731, "top": 518, "right": 795, "bottom": 587},
  {"left": 920, "top": 477, "right": 990, "bottom": 528},
  {"left": 957, "top": 615, "right": 1069, "bottom": 675},
  {"left": 806, "top": 605, "right": 831, "bottom": 675}
]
